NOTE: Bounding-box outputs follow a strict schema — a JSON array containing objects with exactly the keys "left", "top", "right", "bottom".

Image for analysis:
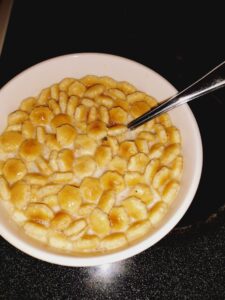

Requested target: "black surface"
[{"left": 0, "top": 1, "right": 225, "bottom": 299}]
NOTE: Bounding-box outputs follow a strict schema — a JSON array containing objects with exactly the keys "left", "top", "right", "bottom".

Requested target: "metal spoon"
[{"left": 127, "top": 61, "right": 225, "bottom": 130}]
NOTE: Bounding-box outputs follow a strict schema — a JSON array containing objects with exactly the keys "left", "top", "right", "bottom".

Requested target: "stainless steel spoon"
[{"left": 127, "top": 61, "right": 225, "bottom": 130}]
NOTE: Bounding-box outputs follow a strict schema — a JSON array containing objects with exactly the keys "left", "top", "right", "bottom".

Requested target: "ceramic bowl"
[{"left": 0, "top": 53, "right": 203, "bottom": 266}]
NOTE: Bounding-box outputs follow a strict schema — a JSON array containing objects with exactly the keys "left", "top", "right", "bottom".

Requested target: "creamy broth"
[{"left": 0, "top": 76, "right": 183, "bottom": 253}]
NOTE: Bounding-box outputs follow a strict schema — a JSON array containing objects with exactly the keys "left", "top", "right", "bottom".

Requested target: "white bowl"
[{"left": 0, "top": 53, "right": 203, "bottom": 266}]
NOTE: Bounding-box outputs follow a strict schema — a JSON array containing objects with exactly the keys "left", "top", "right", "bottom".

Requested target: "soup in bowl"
[{"left": 0, "top": 53, "right": 202, "bottom": 266}]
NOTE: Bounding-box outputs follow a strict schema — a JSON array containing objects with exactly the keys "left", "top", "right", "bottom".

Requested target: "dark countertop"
[
  {"left": 0, "top": 217, "right": 224, "bottom": 299},
  {"left": 0, "top": 2, "right": 225, "bottom": 299}
]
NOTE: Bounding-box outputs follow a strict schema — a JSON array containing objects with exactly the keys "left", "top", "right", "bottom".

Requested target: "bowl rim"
[{"left": 0, "top": 53, "right": 203, "bottom": 266}]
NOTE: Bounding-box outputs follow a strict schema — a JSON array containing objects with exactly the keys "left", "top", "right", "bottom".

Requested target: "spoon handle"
[{"left": 128, "top": 61, "right": 225, "bottom": 129}]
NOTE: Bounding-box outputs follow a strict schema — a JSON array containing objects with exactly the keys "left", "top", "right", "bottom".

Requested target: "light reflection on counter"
[{"left": 87, "top": 261, "right": 128, "bottom": 284}]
